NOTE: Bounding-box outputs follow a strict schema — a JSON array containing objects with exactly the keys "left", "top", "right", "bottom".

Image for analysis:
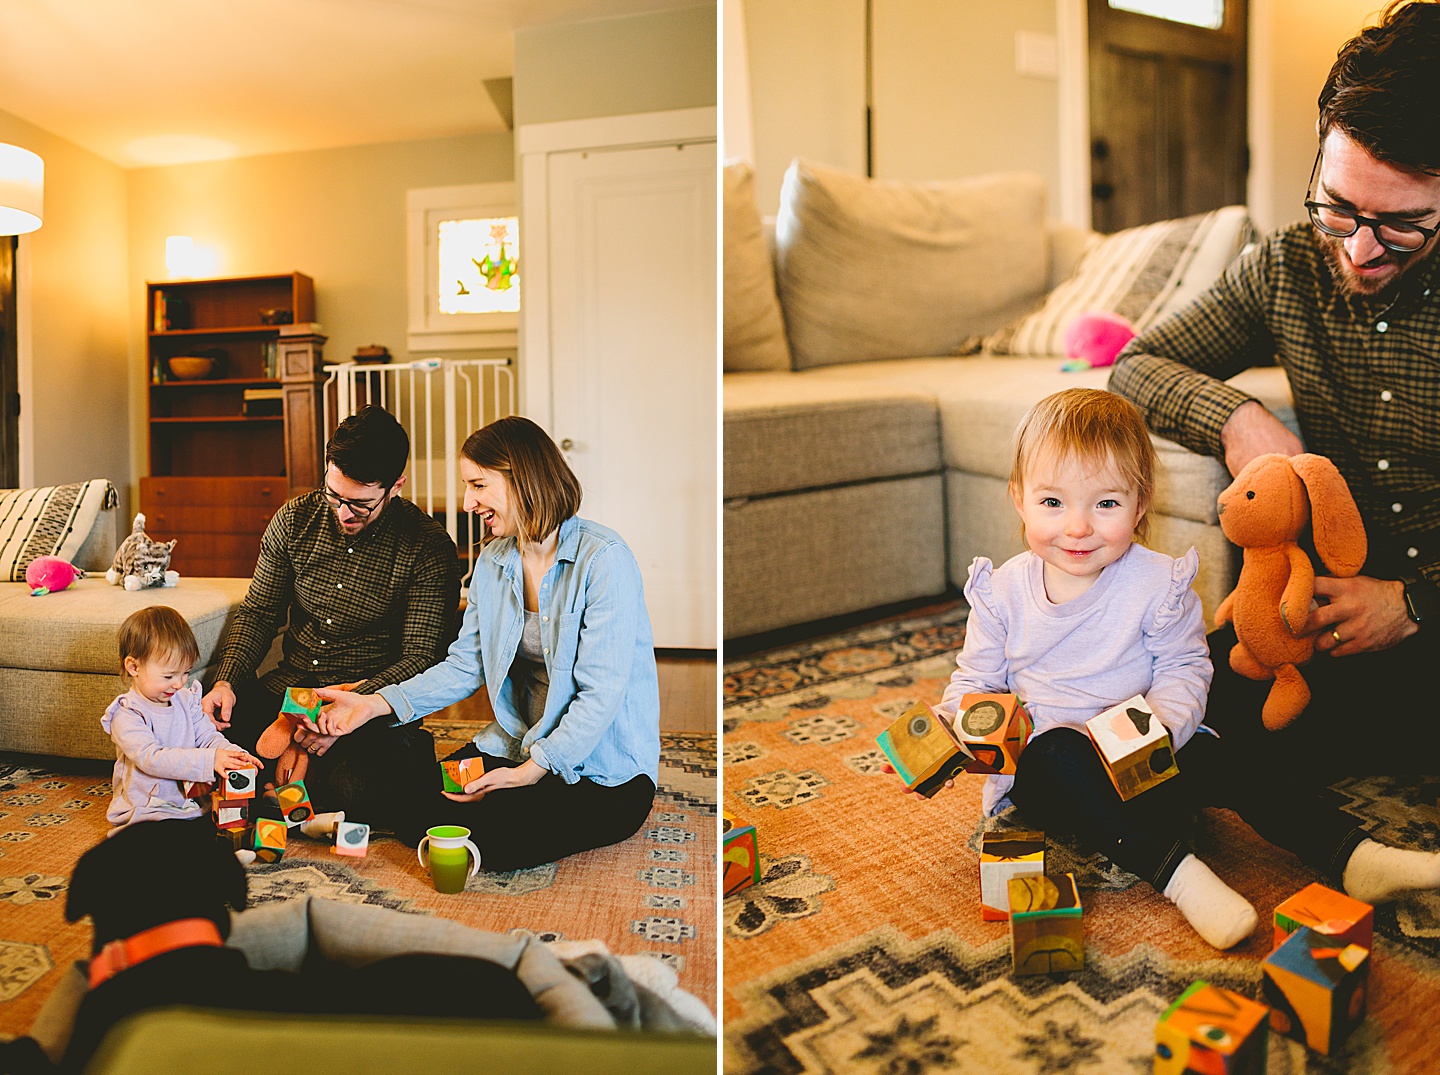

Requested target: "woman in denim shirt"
[{"left": 315, "top": 417, "right": 660, "bottom": 868}]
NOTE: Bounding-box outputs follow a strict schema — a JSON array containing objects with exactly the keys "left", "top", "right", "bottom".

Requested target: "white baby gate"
[{"left": 323, "top": 357, "right": 516, "bottom": 585}]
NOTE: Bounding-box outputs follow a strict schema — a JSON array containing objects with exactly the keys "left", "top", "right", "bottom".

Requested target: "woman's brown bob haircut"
[
  {"left": 1009, "top": 387, "right": 1156, "bottom": 542},
  {"left": 117, "top": 605, "right": 201, "bottom": 674},
  {"left": 461, "top": 417, "right": 582, "bottom": 544}
]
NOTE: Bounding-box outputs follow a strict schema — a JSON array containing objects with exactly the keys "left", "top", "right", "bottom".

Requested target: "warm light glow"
[
  {"left": 165, "top": 235, "right": 220, "bottom": 278},
  {"left": 126, "top": 135, "right": 237, "bottom": 166},
  {"left": 0, "top": 142, "right": 43, "bottom": 235},
  {"left": 166, "top": 236, "right": 195, "bottom": 278}
]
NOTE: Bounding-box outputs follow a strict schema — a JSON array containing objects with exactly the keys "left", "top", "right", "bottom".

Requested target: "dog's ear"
[
  {"left": 65, "top": 835, "right": 108, "bottom": 923},
  {"left": 1291, "top": 453, "right": 1367, "bottom": 576},
  {"left": 210, "top": 836, "right": 249, "bottom": 918}
]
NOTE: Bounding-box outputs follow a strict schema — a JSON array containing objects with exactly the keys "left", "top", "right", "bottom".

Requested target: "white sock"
[
  {"left": 299, "top": 811, "right": 345, "bottom": 839},
  {"left": 1342, "top": 838, "right": 1440, "bottom": 905},
  {"left": 234, "top": 849, "right": 257, "bottom": 866},
  {"left": 1162, "top": 854, "right": 1258, "bottom": 950}
]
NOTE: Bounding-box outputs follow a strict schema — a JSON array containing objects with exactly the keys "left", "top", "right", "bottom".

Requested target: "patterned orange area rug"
[
  {"left": 0, "top": 723, "right": 715, "bottom": 1039},
  {"left": 722, "top": 601, "right": 1440, "bottom": 1074}
]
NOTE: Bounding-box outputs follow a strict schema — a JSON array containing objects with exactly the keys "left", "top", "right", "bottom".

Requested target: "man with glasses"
[
  {"left": 202, "top": 405, "right": 459, "bottom": 825},
  {"left": 1111, "top": 1, "right": 1440, "bottom": 777}
]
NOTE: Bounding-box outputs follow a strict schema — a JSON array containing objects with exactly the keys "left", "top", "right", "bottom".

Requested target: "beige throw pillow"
[
  {"left": 985, "top": 204, "right": 1258, "bottom": 356},
  {"left": 774, "top": 159, "right": 1049, "bottom": 370},
  {"left": 723, "top": 162, "right": 792, "bottom": 372}
]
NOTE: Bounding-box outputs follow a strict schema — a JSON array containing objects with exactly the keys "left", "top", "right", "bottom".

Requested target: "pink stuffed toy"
[
  {"left": 1061, "top": 311, "right": 1136, "bottom": 371},
  {"left": 26, "top": 556, "right": 86, "bottom": 596}
]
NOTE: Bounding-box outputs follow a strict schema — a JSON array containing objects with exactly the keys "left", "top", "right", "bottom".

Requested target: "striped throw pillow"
[
  {"left": 0, "top": 480, "right": 118, "bottom": 581},
  {"left": 986, "top": 205, "right": 1259, "bottom": 356}
]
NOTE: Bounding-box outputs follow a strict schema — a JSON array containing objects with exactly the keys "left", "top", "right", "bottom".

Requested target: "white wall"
[
  {"left": 1248, "top": 0, "right": 1382, "bottom": 233},
  {"left": 744, "top": 0, "right": 1386, "bottom": 234},
  {"left": 124, "top": 133, "right": 514, "bottom": 507},
  {"left": 0, "top": 108, "right": 129, "bottom": 496},
  {"left": 513, "top": 5, "right": 716, "bottom": 127}
]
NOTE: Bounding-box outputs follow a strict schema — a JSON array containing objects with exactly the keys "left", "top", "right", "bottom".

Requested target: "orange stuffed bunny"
[{"left": 1214, "top": 453, "right": 1367, "bottom": 730}]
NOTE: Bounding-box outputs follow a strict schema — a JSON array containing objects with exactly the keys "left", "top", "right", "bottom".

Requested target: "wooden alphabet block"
[
  {"left": 1085, "top": 695, "right": 1177, "bottom": 800},
  {"left": 722, "top": 812, "right": 760, "bottom": 897},
  {"left": 274, "top": 779, "right": 314, "bottom": 826},
  {"left": 953, "top": 694, "right": 1032, "bottom": 776},
  {"left": 876, "top": 701, "right": 973, "bottom": 796},
  {"left": 332, "top": 820, "right": 371, "bottom": 858},
  {"left": 441, "top": 756, "right": 486, "bottom": 793},
  {"left": 281, "top": 686, "right": 323, "bottom": 728},
  {"left": 210, "top": 796, "right": 249, "bottom": 830},
  {"left": 980, "top": 830, "right": 1045, "bottom": 921},
  {"left": 248, "top": 818, "right": 288, "bottom": 863},
  {"left": 1008, "top": 872, "right": 1083, "bottom": 975},
  {"left": 1273, "top": 882, "right": 1373, "bottom": 953},
  {"left": 1155, "top": 979, "right": 1269, "bottom": 1075},
  {"left": 218, "top": 766, "right": 257, "bottom": 800},
  {"left": 1262, "top": 925, "right": 1369, "bottom": 1054},
  {"left": 182, "top": 780, "right": 214, "bottom": 800}
]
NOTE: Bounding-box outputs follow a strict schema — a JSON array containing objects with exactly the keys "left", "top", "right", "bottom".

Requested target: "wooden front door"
[{"left": 1088, "top": 0, "right": 1248, "bottom": 232}]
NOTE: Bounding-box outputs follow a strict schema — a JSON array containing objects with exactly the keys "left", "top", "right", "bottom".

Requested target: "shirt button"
[
  {"left": 542, "top": 616, "right": 549, "bottom": 622},
  {"left": 1377, "top": 321, "right": 1389, "bottom": 332},
  {"left": 1393, "top": 502, "right": 1404, "bottom": 513},
  {"left": 312, "top": 659, "right": 320, "bottom": 665},
  {"left": 543, "top": 647, "right": 550, "bottom": 655},
  {"left": 1378, "top": 459, "right": 1390, "bottom": 470},
  {"left": 1381, "top": 390, "right": 1393, "bottom": 402},
  {"left": 1408, "top": 547, "right": 1420, "bottom": 558},
  {"left": 337, "top": 583, "right": 344, "bottom": 589},
  {"left": 326, "top": 618, "right": 332, "bottom": 625},
  {"left": 348, "top": 548, "right": 353, "bottom": 554},
  {"left": 321, "top": 640, "right": 327, "bottom": 645}
]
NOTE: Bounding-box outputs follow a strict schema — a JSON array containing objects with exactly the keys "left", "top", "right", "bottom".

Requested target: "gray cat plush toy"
[{"left": 106, "top": 513, "right": 179, "bottom": 591}]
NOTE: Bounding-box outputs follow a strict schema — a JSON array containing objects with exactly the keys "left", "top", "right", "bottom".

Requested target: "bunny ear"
[{"left": 1291, "top": 453, "right": 1368, "bottom": 577}]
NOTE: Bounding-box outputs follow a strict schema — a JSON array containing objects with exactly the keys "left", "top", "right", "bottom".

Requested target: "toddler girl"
[
  {"left": 103, "top": 606, "right": 261, "bottom": 831},
  {"left": 941, "top": 388, "right": 1440, "bottom": 949}
]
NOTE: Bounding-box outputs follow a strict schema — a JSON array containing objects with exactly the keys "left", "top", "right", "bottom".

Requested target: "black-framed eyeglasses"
[
  {"left": 1305, "top": 149, "right": 1440, "bottom": 253},
  {"left": 320, "top": 485, "right": 389, "bottom": 519}
]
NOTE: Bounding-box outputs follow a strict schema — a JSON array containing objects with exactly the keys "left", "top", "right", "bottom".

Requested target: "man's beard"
[{"left": 1318, "top": 229, "right": 1434, "bottom": 300}]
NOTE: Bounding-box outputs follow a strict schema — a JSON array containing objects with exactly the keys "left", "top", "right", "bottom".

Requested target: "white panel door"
[{"left": 546, "top": 139, "right": 717, "bottom": 648}]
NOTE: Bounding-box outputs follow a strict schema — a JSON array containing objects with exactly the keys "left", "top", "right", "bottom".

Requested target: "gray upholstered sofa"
[
  {"left": 723, "top": 160, "right": 1297, "bottom": 641},
  {"left": 0, "top": 481, "right": 251, "bottom": 758}
]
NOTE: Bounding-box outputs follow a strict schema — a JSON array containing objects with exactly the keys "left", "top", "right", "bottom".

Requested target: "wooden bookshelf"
[{"left": 141, "top": 273, "right": 324, "bottom": 576}]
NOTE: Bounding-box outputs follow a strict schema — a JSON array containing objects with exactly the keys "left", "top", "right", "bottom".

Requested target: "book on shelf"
[
  {"left": 278, "top": 321, "right": 325, "bottom": 337},
  {"left": 242, "top": 388, "right": 284, "bottom": 401},
  {"left": 152, "top": 291, "right": 191, "bottom": 332}
]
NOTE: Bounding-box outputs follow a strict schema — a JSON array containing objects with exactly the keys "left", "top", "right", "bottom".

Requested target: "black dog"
[{"left": 2, "top": 819, "right": 541, "bottom": 1073}]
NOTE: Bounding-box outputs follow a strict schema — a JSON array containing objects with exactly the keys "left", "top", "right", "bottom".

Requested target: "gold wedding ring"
[{"left": 1332, "top": 628, "right": 1343, "bottom": 645}]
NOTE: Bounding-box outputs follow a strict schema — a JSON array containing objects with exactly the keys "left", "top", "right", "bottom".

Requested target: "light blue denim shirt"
[{"left": 378, "top": 515, "right": 660, "bottom": 786}]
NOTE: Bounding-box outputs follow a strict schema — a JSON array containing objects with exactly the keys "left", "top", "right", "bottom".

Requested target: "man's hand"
[
  {"left": 1220, "top": 400, "right": 1304, "bottom": 477},
  {"left": 313, "top": 687, "right": 391, "bottom": 737},
  {"left": 290, "top": 725, "right": 339, "bottom": 758},
  {"left": 1306, "top": 576, "right": 1416, "bottom": 656},
  {"left": 202, "top": 681, "right": 237, "bottom": 730},
  {"left": 442, "top": 758, "right": 546, "bottom": 802}
]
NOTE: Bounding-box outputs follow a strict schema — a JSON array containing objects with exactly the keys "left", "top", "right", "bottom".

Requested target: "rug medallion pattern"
[
  {"left": 0, "top": 728, "right": 716, "bottom": 1039},
  {"left": 723, "top": 603, "right": 1438, "bottom": 1074}
]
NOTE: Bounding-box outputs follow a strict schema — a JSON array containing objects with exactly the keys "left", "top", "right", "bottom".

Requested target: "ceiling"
[{"left": 0, "top": 0, "right": 705, "bottom": 169}]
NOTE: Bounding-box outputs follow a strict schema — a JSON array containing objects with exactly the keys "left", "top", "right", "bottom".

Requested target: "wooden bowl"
[{"left": 167, "top": 356, "right": 215, "bottom": 380}]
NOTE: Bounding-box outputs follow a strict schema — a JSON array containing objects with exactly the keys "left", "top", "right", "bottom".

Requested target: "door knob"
[{"left": 560, "top": 438, "right": 574, "bottom": 451}]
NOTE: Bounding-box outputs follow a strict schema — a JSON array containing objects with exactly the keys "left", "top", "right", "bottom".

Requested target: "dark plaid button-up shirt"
[
  {"left": 1110, "top": 221, "right": 1440, "bottom": 585},
  {"left": 213, "top": 491, "right": 460, "bottom": 694}
]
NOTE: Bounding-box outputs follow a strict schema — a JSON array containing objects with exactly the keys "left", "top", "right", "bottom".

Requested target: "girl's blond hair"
[{"left": 1009, "top": 387, "right": 1155, "bottom": 541}]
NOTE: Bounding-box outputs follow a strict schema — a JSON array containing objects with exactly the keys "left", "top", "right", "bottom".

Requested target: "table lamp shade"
[{"left": 0, "top": 143, "right": 44, "bottom": 235}]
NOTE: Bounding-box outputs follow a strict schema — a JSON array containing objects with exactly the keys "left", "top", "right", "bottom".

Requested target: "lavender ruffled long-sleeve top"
[{"left": 938, "top": 542, "right": 1214, "bottom": 816}]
